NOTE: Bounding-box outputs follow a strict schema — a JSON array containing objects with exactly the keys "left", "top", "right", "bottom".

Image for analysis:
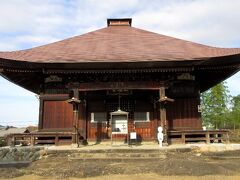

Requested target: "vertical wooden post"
[
  {"left": 73, "top": 107, "right": 79, "bottom": 145},
  {"left": 72, "top": 109, "right": 77, "bottom": 144},
  {"left": 72, "top": 133, "right": 76, "bottom": 144},
  {"left": 71, "top": 89, "right": 80, "bottom": 145},
  {"left": 38, "top": 97, "right": 44, "bottom": 131},
  {"left": 153, "top": 97, "right": 158, "bottom": 141},
  {"left": 159, "top": 87, "right": 168, "bottom": 143},
  {"left": 78, "top": 98, "right": 87, "bottom": 146},
  {"left": 159, "top": 88, "right": 165, "bottom": 128},
  {"left": 181, "top": 133, "right": 186, "bottom": 144},
  {"left": 30, "top": 134, "right": 35, "bottom": 146},
  {"left": 55, "top": 135, "right": 59, "bottom": 146},
  {"left": 206, "top": 131, "right": 210, "bottom": 144},
  {"left": 75, "top": 89, "right": 79, "bottom": 145}
]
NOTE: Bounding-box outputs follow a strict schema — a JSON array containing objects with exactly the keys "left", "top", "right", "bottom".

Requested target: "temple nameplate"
[
  {"left": 76, "top": 81, "right": 164, "bottom": 91},
  {"left": 45, "top": 75, "right": 62, "bottom": 83},
  {"left": 177, "top": 73, "right": 195, "bottom": 80}
]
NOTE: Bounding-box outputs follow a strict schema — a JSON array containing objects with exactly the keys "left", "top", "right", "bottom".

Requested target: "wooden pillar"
[
  {"left": 78, "top": 99, "right": 87, "bottom": 142},
  {"left": 38, "top": 97, "right": 44, "bottom": 131},
  {"left": 70, "top": 89, "right": 80, "bottom": 145},
  {"left": 153, "top": 98, "right": 158, "bottom": 140},
  {"left": 73, "top": 106, "right": 79, "bottom": 144},
  {"left": 206, "top": 131, "right": 210, "bottom": 144},
  {"left": 30, "top": 134, "right": 35, "bottom": 146},
  {"left": 75, "top": 89, "right": 80, "bottom": 145},
  {"left": 159, "top": 87, "right": 168, "bottom": 143},
  {"left": 181, "top": 133, "right": 186, "bottom": 144},
  {"left": 55, "top": 135, "right": 59, "bottom": 146}
]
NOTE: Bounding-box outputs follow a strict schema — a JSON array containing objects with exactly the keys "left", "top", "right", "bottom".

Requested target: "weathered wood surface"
[
  {"left": 68, "top": 81, "right": 165, "bottom": 91},
  {"left": 168, "top": 130, "right": 230, "bottom": 144},
  {"left": 7, "top": 132, "right": 73, "bottom": 146},
  {"left": 42, "top": 101, "right": 73, "bottom": 129},
  {"left": 167, "top": 98, "right": 202, "bottom": 130}
]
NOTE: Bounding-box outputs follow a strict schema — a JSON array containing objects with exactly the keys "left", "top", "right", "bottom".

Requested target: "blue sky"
[{"left": 0, "top": 0, "right": 239, "bottom": 127}]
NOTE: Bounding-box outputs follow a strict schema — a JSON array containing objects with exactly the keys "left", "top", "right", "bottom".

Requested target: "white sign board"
[{"left": 130, "top": 132, "right": 137, "bottom": 139}]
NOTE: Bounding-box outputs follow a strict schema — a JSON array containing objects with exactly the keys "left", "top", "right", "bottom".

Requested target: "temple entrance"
[
  {"left": 110, "top": 110, "right": 129, "bottom": 145},
  {"left": 112, "top": 113, "right": 128, "bottom": 134}
]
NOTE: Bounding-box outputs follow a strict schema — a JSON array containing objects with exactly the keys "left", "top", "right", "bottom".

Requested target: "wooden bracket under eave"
[
  {"left": 159, "top": 96, "right": 175, "bottom": 103},
  {"left": 67, "top": 97, "right": 81, "bottom": 104}
]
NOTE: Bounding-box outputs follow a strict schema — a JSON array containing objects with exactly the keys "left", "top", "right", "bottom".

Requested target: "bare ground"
[{"left": 0, "top": 149, "right": 240, "bottom": 179}]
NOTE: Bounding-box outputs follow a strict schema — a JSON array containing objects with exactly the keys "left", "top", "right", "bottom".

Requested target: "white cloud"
[
  {"left": 0, "top": 1, "right": 69, "bottom": 33},
  {"left": 0, "top": 0, "right": 240, "bottom": 50},
  {"left": 0, "top": 35, "right": 60, "bottom": 51},
  {"left": 133, "top": 0, "right": 240, "bottom": 47}
]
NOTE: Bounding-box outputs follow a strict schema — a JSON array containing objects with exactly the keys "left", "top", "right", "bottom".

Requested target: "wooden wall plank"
[
  {"left": 43, "top": 101, "right": 73, "bottom": 129},
  {"left": 167, "top": 97, "right": 202, "bottom": 130}
]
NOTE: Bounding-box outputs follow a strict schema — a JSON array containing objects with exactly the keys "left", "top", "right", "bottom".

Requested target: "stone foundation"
[{"left": 0, "top": 147, "right": 46, "bottom": 162}]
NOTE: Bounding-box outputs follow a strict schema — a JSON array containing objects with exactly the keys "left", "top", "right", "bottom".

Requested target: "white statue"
[{"left": 157, "top": 126, "right": 164, "bottom": 147}]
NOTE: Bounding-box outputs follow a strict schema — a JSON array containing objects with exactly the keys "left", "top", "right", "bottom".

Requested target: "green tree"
[
  {"left": 229, "top": 95, "right": 240, "bottom": 129},
  {"left": 201, "top": 82, "right": 230, "bottom": 129}
]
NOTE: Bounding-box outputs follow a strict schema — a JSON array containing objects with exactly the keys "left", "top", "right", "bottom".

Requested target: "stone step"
[
  {"left": 44, "top": 147, "right": 192, "bottom": 161},
  {"left": 69, "top": 152, "right": 167, "bottom": 159},
  {"left": 69, "top": 156, "right": 167, "bottom": 161},
  {"left": 0, "top": 161, "right": 31, "bottom": 168},
  {"left": 46, "top": 147, "right": 191, "bottom": 155}
]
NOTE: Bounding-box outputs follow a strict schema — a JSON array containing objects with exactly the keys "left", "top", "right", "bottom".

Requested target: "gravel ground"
[{"left": 0, "top": 145, "right": 240, "bottom": 179}]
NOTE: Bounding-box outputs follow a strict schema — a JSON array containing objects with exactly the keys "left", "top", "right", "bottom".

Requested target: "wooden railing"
[
  {"left": 7, "top": 132, "right": 73, "bottom": 146},
  {"left": 7, "top": 130, "right": 230, "bottom": 146},
  {"left": 167, "top": 130, "right": 230, "bottom": 144}
]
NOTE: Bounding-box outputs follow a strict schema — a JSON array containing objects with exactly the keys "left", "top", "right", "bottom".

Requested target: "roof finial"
[{"left": 107, "top": 18, "right": 132, "bottom": 27}]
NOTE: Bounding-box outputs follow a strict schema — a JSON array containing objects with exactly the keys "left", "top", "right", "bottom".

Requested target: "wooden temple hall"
[{"left": 0, "top": 18, "right": 240, "bottom": 146}]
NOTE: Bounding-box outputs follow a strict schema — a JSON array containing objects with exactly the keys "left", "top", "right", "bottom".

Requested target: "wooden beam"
[
  {"left": 67, "top": 81, "right": 165, "bottom": 91},
  {"left": 39, "top": 94, "right": 69, "bottom": 101}
]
